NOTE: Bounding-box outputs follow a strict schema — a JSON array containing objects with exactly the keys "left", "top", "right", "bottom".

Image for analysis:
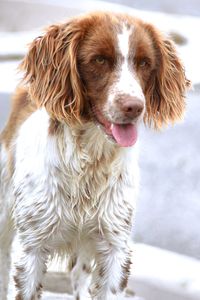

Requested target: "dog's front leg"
[
  {"left": 12, "top": 191, "right": 57, "bottom": 300},
  {"left": 89, "top": 172, "right": 136, "bottom": 300},
  {"left": 89, "top": 237, "right": 132, "bottom": 300},
  {"left": 13, "top": 244, "right": 48, "bottom": 300}
]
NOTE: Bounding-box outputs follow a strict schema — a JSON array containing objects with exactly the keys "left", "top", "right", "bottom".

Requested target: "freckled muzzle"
[
  {"left": 102, "top": 94, "right": 144, "bottom": 147},
  {"left": 92, "top": 96, "right": 143, "bottom": 148}
]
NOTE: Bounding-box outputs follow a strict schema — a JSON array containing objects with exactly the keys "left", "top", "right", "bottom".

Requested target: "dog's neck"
[{"left": 56, "top": 120, "right": 122, "bottom": 167}]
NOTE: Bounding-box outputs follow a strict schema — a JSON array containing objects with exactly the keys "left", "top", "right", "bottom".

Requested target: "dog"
[{"left": 0, "top": 11, "right": 189, "bottom": 300}]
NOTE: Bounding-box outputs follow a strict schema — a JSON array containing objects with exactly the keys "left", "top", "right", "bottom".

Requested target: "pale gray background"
[{"left": 100, "top": 0, "right": 200, "bottom": 16}]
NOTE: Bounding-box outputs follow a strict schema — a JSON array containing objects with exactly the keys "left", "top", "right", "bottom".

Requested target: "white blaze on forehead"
[
  {"left": 117, "top": 24, "right": 132, "bottom": 59},
  {"left": 107, "top": 23, "right": 145, "bottom": 108}
]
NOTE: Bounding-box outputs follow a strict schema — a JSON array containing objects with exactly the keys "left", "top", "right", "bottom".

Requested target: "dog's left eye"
[
  {"left": 138, "top": 58, "right": 150, "bottom": 68},
  {"left": 95, "top": 56, "right": 106, "bottom": 65}
]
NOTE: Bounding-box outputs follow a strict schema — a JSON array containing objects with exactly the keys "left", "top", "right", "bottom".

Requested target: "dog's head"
[{"left": 20, "top": 12, "right": 190, "bottom": 147}]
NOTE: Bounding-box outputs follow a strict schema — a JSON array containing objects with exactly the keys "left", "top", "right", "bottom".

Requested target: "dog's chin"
[{"left": 92, "top": 110, "right": 138, "bottom": 148}]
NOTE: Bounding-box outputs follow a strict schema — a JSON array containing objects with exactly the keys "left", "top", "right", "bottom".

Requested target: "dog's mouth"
[{"left": 91, "top": 105, "right": 138, "bottom": 147}]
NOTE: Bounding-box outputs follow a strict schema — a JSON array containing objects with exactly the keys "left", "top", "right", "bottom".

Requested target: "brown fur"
[
  {"left": 120, "top": 256, "right": 132, "bottom": 291},
  {"left": 15, "top": 295, "right": 23, "bottom": 300},
  {"left": 48, "top": 118, "right": 60, "bottom": 135},
  {"left": 19, "top": 20, "right": 86, "bottom": 124},
  {"left": 0, "top": 88, "right": 36, "bottom": 175},
  {"left": 0, "top": 88, "right": 36, "bottom": 149},
  {"left": 143, "top": 23, "right": 190, "bottom": 128}
]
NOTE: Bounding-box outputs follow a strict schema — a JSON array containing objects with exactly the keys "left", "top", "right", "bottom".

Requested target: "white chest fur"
[{"left": 13, "top": 109, "right": 139, "bottom": 252}]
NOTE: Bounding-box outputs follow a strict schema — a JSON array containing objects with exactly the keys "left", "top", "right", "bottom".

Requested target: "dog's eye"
[
  {"left": 139, "top": 60, "right": 147, "bottom": 67},
  {"left": 95, "top": 56, "right": 106, "bottom": 65},
  {"left": 138, "top": 58, "right": 150, "bottom": 68}
]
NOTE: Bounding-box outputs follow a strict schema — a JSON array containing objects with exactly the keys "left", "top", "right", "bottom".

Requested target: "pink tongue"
[{"left": 111, "top": 124, "right": 137, "bottom": 147}]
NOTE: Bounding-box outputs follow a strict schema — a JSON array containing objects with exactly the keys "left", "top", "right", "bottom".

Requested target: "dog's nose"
[{"left": 121, "top": 97, "right": 144, "bottom": 119}]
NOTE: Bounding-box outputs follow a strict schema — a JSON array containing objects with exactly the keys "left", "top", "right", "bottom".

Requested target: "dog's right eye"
[
  {"left": 95, "top": 56, "right": 106, "bottom": 65},
  {"left": 137, "top": 57, "right": 151, "bottom": 69}
]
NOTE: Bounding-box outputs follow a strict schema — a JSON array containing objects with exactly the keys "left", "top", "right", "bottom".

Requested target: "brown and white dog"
[{"left": 0, "top": 11, "right": 189, "bottom": 300}]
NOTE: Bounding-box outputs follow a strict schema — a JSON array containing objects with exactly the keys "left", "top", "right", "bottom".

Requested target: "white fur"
[
  {"left": 118, "top": 24, "right": 131, "bottom": 58},
  {"left": 108, "top": 24, "right": 145, "bottom": 111},
  {"left": 0, "top": 107, "right": 139, "bottom": 299}
]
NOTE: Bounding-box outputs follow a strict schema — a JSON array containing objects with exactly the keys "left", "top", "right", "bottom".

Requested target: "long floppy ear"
[
  {"left": 144, "top": 25, "right": 190, "bottom": 129},
  {"left": 20, "top": 20, "right": 85, "bottom": 123}
]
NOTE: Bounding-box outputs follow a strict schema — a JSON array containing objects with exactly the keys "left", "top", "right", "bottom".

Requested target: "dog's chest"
[
  {"left": 54, "top": 142, "right": 120, "bottom": 215},
  {"left": 13, "top": 111, "right": 138, "bottom": 249},
  {"left": 43, "top": 142, "right": 124, "bottom": 248},
  {"left": 53, "top": 125, "right": 123, "bottom": 209}
]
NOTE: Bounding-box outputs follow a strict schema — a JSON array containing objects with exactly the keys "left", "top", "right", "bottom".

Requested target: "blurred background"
[{"left": 0, "top": 1, "right": 200, "bottom": 300}]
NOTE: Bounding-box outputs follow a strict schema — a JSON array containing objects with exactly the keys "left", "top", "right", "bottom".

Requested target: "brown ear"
[
  {"left": 20, "top": 21, "right": 85, "bottom": 123},
  {"left": 144, "top": 25, "right": 190, "bottom": 129}
]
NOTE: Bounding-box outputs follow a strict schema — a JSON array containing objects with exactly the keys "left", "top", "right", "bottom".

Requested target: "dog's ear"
[
  {"left": 144, "top": 24, "right": 190, "bottom": 129},
  {"left": 20, "top": 20, "right": 85, "bottom": 123}
]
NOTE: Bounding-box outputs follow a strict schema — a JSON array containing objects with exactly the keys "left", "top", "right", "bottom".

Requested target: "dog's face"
[
  {"left": 77, "top": 15, "right": 156, "bottom": 146},
  {"left": 20, "top": 12, "right": 190, "bottom": 147}
]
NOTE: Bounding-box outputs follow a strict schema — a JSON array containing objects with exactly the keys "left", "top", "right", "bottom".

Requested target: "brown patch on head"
[
  {"left": 76, "top": 12, "right": 190, "bottom": 130},
  {"left": 129, "top": 21, "right": 157, "bottom": 92},
  {"left": 126, "top": 18, "right": 190, "bottom": 129},
  {"left": 19, "top": 12, "right": 125, "bottom": 125},
  {"left": 77, "top": 13, "right": 119, "bottom": 118}
]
